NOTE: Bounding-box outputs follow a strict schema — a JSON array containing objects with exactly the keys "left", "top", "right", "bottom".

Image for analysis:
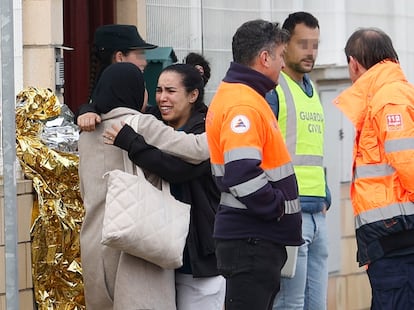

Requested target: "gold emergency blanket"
[{"left": 15, "top": 87, "right": 85, "bottom": 309}]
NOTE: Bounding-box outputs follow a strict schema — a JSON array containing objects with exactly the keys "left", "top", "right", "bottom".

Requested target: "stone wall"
[
  {"left": 0, "top": 179, "right": 35, "bottom": 310},
  {"left": 327, "top": 182, "right": 371, "bottom": 310}
]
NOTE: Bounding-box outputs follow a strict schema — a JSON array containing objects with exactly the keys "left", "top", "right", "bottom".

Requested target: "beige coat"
[
  {"left": 78, "top": 107, "right": 176, "bottom": 310},
  {"left": 127, "top": 112, "right": 209, "bottom": 164}
]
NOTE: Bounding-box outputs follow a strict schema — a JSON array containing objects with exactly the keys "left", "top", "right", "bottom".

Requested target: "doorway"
[{"left": 63, "top": 0, "right": 115, "bottom": 113}]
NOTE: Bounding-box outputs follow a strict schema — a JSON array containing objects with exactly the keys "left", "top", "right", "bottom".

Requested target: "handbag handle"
[
  {"left": 122, "top": 150, "right": 137, "bottom": 175},
  {"left": 122, "top": 150, "right": 172, "bottom": 194}
]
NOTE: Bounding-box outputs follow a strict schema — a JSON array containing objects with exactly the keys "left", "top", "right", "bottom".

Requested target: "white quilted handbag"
[{"left": 102, "top": 151, "right": 191, "bottom": 269}]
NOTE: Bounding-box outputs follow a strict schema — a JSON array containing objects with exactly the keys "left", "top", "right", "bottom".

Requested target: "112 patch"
[{"left": 386, "top": 114, "right": 403, "bottom": 131}]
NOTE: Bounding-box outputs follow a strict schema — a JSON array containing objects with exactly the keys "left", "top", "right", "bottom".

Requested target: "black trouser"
[{"left": 215, "top": 238, "right": 287, "bottom": 310}]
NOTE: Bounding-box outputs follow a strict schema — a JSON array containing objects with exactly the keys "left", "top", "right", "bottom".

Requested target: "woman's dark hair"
[
  {"left": 345, "top": 28, "right": 399, "bottom": 69},
  {"left": 161, "top": 63, "right": 206, "bottom": 112},
  {"left": 184, "top": 52, "right": 211, "bottom": 86},
  {"left": 87, "top": 46, "right": 130, "bottom": 103}
]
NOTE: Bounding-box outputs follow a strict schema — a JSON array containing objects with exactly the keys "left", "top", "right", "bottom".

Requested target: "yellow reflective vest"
[{"left": 276, "top": 72, "right": 326, "bottom": 197}]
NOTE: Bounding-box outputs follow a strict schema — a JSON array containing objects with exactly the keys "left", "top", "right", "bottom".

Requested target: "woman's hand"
[
  {"left": 77, "top": 112, "right": 101, "bottom": 131},
  {"left": 103, "top": 122, "right": 125, "bottom": 145}
]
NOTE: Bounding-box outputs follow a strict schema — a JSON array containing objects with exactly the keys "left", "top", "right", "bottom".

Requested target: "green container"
[{"left": 144, "top": 47, "right": 178, "bottom": 106}]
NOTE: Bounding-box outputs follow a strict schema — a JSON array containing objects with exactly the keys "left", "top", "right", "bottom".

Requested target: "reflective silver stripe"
[
  {"left": 291, "top": 154, "right": 323, "bottom": 166},
  {"left": 211, "top": 163, "right": 224, "bottom": 177},
  {"left": 220, "top": 192, "right": 247, "bottom": 209},
  {"left": 265, "top": 163, "right": 295, "bottom": 182},
  {"left": 384, "top": 137, "right": 414, "bottom": 153},
  {"left": 354, "top": 163, "right": 395, "bottom": 179},
  {"left": 224, "top": 147, "right": 262, "bottom": 163},
  {"left": 355, "top": 201, "right": 414, "bottom": 229},
  {"left": 285, "top": 198, "right": 301, "bottom": 214},
  {"left": 220, "top": 192, "right": 301, "bottom": 214},
  {"left": 212, "top": 162, "right": 296, "bottom": 181},
  {"left": 278, "top": 74, "right": 297, "bottom": 157},
  {"left": 229, "top": 173, "right": 268, "bottom": 197}
]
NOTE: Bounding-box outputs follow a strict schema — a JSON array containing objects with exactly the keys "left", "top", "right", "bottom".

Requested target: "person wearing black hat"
[
  {"left": 93, "top": 24, "right": 157, "bottom": 74},
  {"left": 77, "top": 24, "right": 157, "bottom": 129}
]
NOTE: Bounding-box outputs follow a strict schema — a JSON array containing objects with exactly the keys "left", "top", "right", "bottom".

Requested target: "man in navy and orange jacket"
[{"left": 206, "top": 19, "right": 303, "bottom": 310}]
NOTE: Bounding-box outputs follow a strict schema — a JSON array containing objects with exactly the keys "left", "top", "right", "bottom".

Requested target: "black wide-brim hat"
[{"left": 94, "top": 24, "right": 157, "bottom": 51}]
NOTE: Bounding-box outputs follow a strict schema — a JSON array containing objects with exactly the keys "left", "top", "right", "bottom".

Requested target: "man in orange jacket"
[
  {"left": 334, "top": 28, "right": 414, "bottom": 310},
  {"left": 206, "top": 20, "right": 303, "bottom": 310}
]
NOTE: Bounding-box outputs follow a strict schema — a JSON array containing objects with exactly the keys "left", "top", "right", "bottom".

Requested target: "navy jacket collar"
[{"left": 223, "top": 62, "right": 276, "bottom": 97}]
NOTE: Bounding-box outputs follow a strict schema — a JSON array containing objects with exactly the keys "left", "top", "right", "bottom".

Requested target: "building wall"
[
  {"left": 13, "top": 0, "right": 23, "bottom": 93},
  {"left": 22, "top": 0, "right": 63, "bottom": 99},
  {"left": 0, "top": 179, "right": 35, "bottom": 310},
  {"left": 310, "top": 65, "right": 352, "bottom": 273},
  {"left": 327, "top": 183, "right": 371, "bottom": 310},
  {"left": 116, "top": 0, "right": 147, "bottom": 34}
]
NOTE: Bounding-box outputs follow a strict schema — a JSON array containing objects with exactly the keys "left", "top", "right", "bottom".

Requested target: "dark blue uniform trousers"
[{"left": 367, "top": 252, "right": 414, "bottom": 310}]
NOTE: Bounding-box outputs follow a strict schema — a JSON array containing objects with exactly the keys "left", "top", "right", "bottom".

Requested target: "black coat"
[{"left": 114, "top": 109, "right": 220, "bottom": 277}]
